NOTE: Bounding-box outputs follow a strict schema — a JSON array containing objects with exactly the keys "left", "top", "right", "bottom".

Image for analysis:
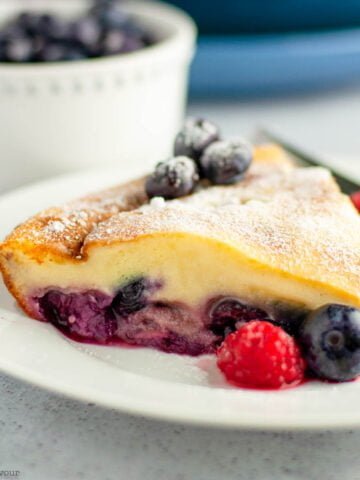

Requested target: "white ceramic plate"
[{"left": 0, "top": 167, "right": 360, "bottom": 431}]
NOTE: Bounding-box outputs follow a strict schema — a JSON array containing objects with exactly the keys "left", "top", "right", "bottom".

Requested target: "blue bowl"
[
  {"left": 189, "top": 29, "right": 360, "bottom": 97},
  {"left": 170, "top": 0, "right": 360, "bottom": 33}
]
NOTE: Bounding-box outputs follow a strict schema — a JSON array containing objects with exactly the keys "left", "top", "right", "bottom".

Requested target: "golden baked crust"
[
  {"left": 2, "top": 143, "right": 360, "bottom": 320},
  {"left": 1, "top": 176, "right": 147, "bottom": 260},
  {"left": 0, "top": 144, "right": 290, "bottom": 261}
]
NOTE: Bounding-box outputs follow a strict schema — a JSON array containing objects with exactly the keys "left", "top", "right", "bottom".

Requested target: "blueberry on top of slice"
[
  {"left": 174, "top": 118, "right": 220, "bottom": 162},
  {"left": 200, "top": 139, "right": 253, "bottom": 185},
  {"left": 299, "top": 304, "right": 360, "bottom": 381},
  {"left": 146, "top": 156, "right": 199, "bottom": 200}
]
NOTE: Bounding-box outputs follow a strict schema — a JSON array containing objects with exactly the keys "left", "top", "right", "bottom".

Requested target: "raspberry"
[
  {"left": 350, "top": 191, "right": 360, "bottom": 213},
  {"left": 216, "top": 320, "right": 305, "bottom": 389}
]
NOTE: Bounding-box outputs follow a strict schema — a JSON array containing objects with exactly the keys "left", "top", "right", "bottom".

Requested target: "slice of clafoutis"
[{"left": 1, "top": 144, "right": 360, "bottom": 356}]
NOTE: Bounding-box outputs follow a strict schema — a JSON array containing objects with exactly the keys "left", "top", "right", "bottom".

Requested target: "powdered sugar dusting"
[
  {"left": 202, "top": 138, "right": 252, "bottom": 168},
  {"left": 84, "top": 165, "right": 360, "bottom": 295},
  {"left": 179, "top": 118, "right": 219, "bottom": 151},
  {"left": 138, "top": 196, "right": 177, "bottom": 215},
  {"left": 6, "top": 176, "right": 147, "bottom": 256},
  {"left": 5, "top": 150, "right": 360, "bottom": 298},
  {"left": 148, "top": 197, "right": 166, "bottom": 209},
  {"left": 47, "top": 220, "right": 65, "bottom": 233}
]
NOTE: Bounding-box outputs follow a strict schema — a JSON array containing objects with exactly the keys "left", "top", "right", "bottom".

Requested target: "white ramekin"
[{"left": 0, "top": 0, "right": 196, "bottom": 191}]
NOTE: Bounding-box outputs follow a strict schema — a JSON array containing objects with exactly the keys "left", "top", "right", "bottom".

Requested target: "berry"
[
  {"left": 62, "top": 46, "right": 87, "bottom": 61},
  {"left": 1, "top": 23, "right": 24, "bottom": 41},
  {"left": 351, "top": 191, "right": 360, "bottom": 213},
  {"left": 111, "top": 277, "right": 148, "bottom": 316},
  {"left": 71, "top": 17, "right": 102, "bottom": 49},
  {"left": 16, "top": 12, "right": 40, "bottom": 36},
  {"left": 4, "top": 37, "right": 34, "bottom": 62},
  {"left": 37, "top": 43, "right": 67, "bottom": 62},
  {"left": 174, "top": 118, "right": 220, "bottom": 163},
  {"left": 146, "top": 156, "right": 199, "bottom": 200},
  {"left": 200, "top": 139, "right": 253, "bottom": 185},
  {"left": 217, "top": 320, "right": 305, "bottom": 389},
  {"left": 121, "top": 35, "right": 145, "bottom": 53},
  {"left": 299, "top": 304, "right": 360, "bottom": 382},
  {"left": 209, "top": 297, "right": 270, "bottom": 340},
  {"left": 0, "top": 0, "right": 153, "bottom": 64},
  {"left": 102, "top": 29, "right": 125, "bottom": 55},
  {"left": 39, "top": 291, "right": 70, "bottom": 330},
  {"left": 270, "top": 304, "right": 307, "bottom": 336},
  {"left": 38, "top": 289, "right": 116, "bottom": 342},
  {"left": 39, "top": 43, "right": 65, "bottom": 62},
  {"left": 0, "top": 45, "right": 5, "bottom": 62},
  {"left": 115, "top": 301, "right": 211, "bottom": 355},
  {"left": 37, "top": 14, "right": 71, "bottom": 42},
  {"left": 91, "top": 1, "right": 129, "bottom": 31}
]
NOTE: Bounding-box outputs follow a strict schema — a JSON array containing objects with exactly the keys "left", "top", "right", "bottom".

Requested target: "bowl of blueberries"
[{"left": 0, "top": 0, "right": 196, "bottom": 191}]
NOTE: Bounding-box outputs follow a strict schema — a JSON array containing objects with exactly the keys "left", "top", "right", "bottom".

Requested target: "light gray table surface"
[{"left": 2, "top": 89, "right": 360, "bottom": 480}]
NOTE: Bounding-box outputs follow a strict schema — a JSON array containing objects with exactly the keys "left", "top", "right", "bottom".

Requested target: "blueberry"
[
  {"left": 1, "top": 22, "right": 25, "bottom": 40},
  {"left": 121, "top": 35, "right": 145, "bottom": 53},
  {"left": 270, "top": 302, "right": 308, "bottom": 336},
  {"left": 39, "top": 291, "right": 70, "bottom": 330},
  {"left": 174, "top": 118, "right": 220, "bottom": 163},
  {"left": 37, "top": 43, "right": 67, "bottom": 62},
  {"left": 37, "top": 41, "right": 86, "bottom": 62},
  {"left": 209, "top": 297, "right": 271, "bottom": 341},
  {"left": 63, "top": 46, "right": 87, "bottom": 61},
  {"left": 101, "top": 30, "right": 145, "bottom": 56},
  {"left": 15, "top": 12, "right": 40, "bottom": 36},
  {"left": 299, "top": 304, "right": 360, "bottom": 381},
  {"left": 37, "top": 14, "right": 71, "bottom": 42},
  {"left": 31, "top": 35, "right": 46, "bottom": 59},
  {"left": 71, "top": 16, "right": 102, "bottom": 49},
  {"left": 146, "top": 156, "right": 199, "bottom": 200},
  {"left": 12, "top": 12, "right": 71, "bottom": 43},
  {"left": 0, "top": 1, "right": 153, "bottom": 63},
  {"left": 4, "top": 37, "right": 34, "bottom": 62},
  {"left": 91, "top": 2, "right": 130, "bottom": 31},
  {"left": 101, "top": 29, "right": 125, "bottom": 55},
  {"left": 200, "top": 139, "right": 253, "bottom": 185},
  {"left": 0, "top": 35, "right": 6, "bottom": 61},
  {"left": 111, "top": 277, "right": 148, "bottom": 316},
  {"left": 38, "top": 289, "right": 115, "bottom": 341}
]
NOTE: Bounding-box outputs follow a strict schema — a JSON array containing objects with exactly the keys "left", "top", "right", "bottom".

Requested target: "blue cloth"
[
  {"left": 189, "top": 30, "right": 360, "bottom": 97},
  {"left": 168, "top": 1, "right": 360, "bottom": 97},
  {"left": 170, "top": 0, "right": 360, "bottom": 34}
]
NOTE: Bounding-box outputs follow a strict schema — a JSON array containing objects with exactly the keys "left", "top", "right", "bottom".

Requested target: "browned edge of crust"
[{"left": 0, "top": 144, "right": 296, "bottom": 318}]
